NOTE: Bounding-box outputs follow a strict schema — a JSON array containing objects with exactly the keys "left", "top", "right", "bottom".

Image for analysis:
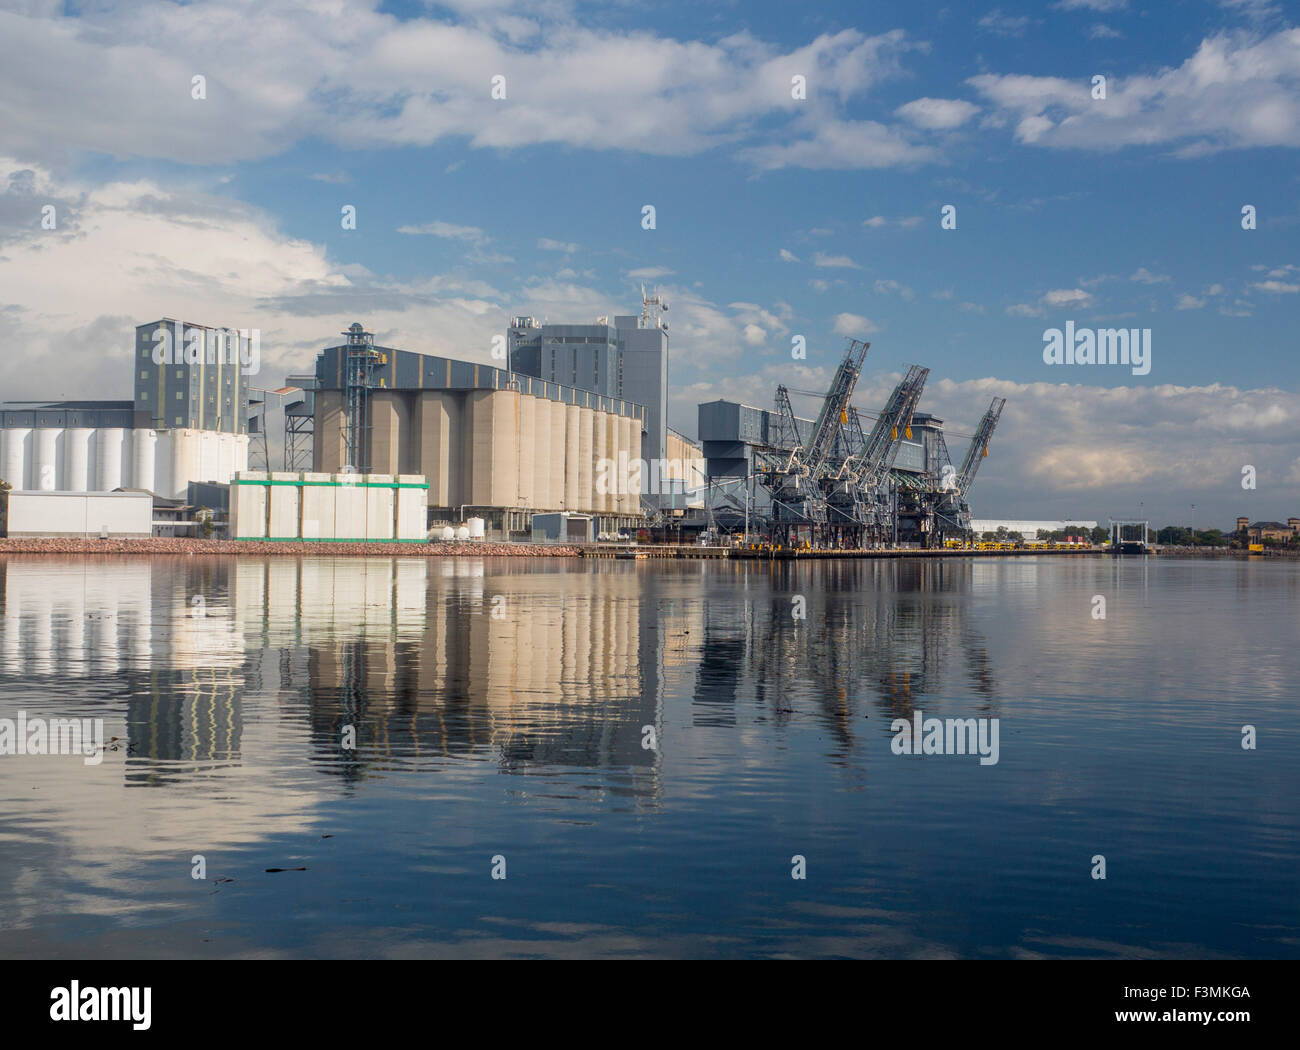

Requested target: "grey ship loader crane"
[{"left": 769, "top": 338, "right": 870, "bottom": 546}]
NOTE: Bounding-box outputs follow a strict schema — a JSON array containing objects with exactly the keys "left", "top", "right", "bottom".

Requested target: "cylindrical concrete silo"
[
  {"left": 577, "top": 406, "right": 595, "bottom": 513},
  {"left": 592, "top": 407, "right": 608, "bottom": 515},
  {"left": 132, "top": 429, "right": 157, "bottom": 492},
  {"left": 517, "top": 392, "right": 535, "bottom": 510},
  {"left": 531, "top": 398, "right": 551, "bottom": 511},
  {"left": 630, "top": 419, "right": 643, "bottom": 516},
  {"left": 96, "top": 428, "right": 125, "bottom": 491},
  {"left": 171, "top": 429, "right": 197, "bottom": 500},
  {"left": 549, "top": 402, "right": 565, "bottom": 510},
  {"left": 2, "top": 427, "right": 29, "bottom": 490},
  {"left": 617, "top": 415, "right": 633, "bottom": 514},
  {"left": 35, "top": 427, "right": 62, "bottom": 490},
  {"left": 64, "top": 428, "right": 93, "bottom": 492},
  {"left": 564, "top": 404, "right": 581, "bottom": 510},
  {"left": 604, "top": 413, "right": 619, "bottom": 515}
]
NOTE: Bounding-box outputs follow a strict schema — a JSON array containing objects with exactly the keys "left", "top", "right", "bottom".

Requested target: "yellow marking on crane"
[
  {"left": 905, "top": 426, "right": 912, "bottom": 439},
  {"left": 890, "top": 427, "right": 898, "bottom": 440}
]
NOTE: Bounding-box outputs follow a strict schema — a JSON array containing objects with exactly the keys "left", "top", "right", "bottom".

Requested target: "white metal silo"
[
  {"left": 34, "top": 427, "right": 62, "bottom": 490},
  {"left": 132, "top": 429, "right": 157, "bottom": 491},
  {"left": 64, "top": 428, "right": 93, "bottom": 492}
]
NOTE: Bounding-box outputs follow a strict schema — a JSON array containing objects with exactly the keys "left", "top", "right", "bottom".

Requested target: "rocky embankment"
[{"left": 0, "top": 538, "right": 581, "bottom": 557}]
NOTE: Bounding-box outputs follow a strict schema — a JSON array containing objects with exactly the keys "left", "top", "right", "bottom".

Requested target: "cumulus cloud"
[
  {"left": 969, "top": 28, "right": 1300, "bottom": 153},
  {"left": 832, "top": 312, "right": 878, "bottom": 336},
  {"left": 812, "top": 252, "right": 861, "bottom": 269},
  {"left": 895, "top": 97, "right": 980, "bottom": 129},
  {"left": 1041, "top": 288, "right": 1094, "bottom": 307},
  {"left": 0, "top": 4, "right": 938, "bottom": 173},
  {"left": 397, "top": 220, "right": 487, "bottom": 241}
]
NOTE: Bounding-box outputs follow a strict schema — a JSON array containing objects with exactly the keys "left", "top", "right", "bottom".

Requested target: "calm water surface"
[{"left": 0, "top": 554, "right": 1296, "bottom": 958}]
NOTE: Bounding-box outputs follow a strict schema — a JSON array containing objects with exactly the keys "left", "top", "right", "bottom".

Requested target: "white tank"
[
  {"left": 2, "top": 427, "right": 28, "bottom": 490},
  {"left": 467, "top": 516, "right": 485, "bottom": 539},
  {"left": 132, "top": 429, "right": 157, "bottom": 492},
  {"left": 440, "top": 526, "right": 454, "bottom": 541},
  {"left": 456, "top": 526, "right": 470, "bottom": 541},
  {"left": 64, "top": 428, "right": 93, "bottom": 492},
  {"left": 35, "top": 427, "right": 62, "bottom": 490},
  {"left": 171, "top": 429, "right": 197, "bottom": 500},
  {"left": 96, "top": 428, "right": 125, "bottom": 491}
]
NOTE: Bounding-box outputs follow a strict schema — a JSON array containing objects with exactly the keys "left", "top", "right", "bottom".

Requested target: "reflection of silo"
[
  {"left": 64, "top": 428, "right": 93, "bottom": 491},
  {"left": 578, "top": 407, "right": 594, "bottom": 513},
  {"left": 34, "top": 428, "right": 61, "bottom": 490},
  {"left": 132, "top": 429, "right": 157, "bottom": 491},
  {"left": 96, "top": 428, "right": 124, "bottom": 491},
  {"left": 564, "top": 404, "right": 581, "bottom": 510},
  {"left": 2, "top": 427, "right": 28, "bottom": 490}
]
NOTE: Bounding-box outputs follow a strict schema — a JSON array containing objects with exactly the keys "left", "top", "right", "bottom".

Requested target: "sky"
[{"left": 0, "top": 0, "right": 1298, "bottom": 526}]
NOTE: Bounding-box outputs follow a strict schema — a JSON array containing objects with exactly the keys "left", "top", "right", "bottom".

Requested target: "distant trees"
[{"left": 1155, "top": 525, "right": 1230, "bottom": 547}]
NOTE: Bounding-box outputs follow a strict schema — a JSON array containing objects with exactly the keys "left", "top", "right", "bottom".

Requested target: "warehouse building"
[
  {"left": 313, "top": 328, "right": 648, "bottom": 538},
  {"left": 0, "top": 319, "right": 251, "bottom": 501}
]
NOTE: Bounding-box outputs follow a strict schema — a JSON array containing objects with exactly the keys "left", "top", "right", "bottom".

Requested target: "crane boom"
[
  {"left": 859, "top": 364, "right": 929, "bottom": 482},
  {"left": 803, "top": 338, "right": 869, "bottom": 480},
  {"left": 957, "top": 397, "right": 1005, "bottom": 496}
]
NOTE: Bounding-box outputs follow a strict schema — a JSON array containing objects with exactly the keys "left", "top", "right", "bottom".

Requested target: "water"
[{"left": 0, "top": 554, "right": 1295, "bottom": 958}]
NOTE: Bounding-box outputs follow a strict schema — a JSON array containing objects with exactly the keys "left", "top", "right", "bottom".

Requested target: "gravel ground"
[{"left": 0, "top": 538, "right": 582, "bottom": 557}]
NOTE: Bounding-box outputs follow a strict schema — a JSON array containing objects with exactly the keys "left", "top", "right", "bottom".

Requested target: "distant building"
[
  {"left": 970, "top": 519, "right": 1098, "bottom": 540},
  {"left": 508, "top": 293, "right": 669, "bottom": 471},
  {"left": 1236, "top": 517, "right": 1300, "bottom": 542},
  {"left": 0, "top": 318, "right": 252, "bottom": 501}
]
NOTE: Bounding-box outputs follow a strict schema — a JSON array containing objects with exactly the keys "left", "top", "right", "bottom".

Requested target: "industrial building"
[
  {"left": 970, "top": 519, "right": 1098, "bottom": 540},
  {"left": 508, "top": 292, "right": 669, "bottom": 470},
  {"left": 312, "top": 324, "right": 647, "bottom": 538},
  {"left": 697, "top": 340, "right": 1006, "bottom": 548},
  {"left": 0, "top": 319, "right": 251, "bottom": 502},
  {"left": 1, "top": 490, "right": 153, "bottom": 538},
  {"left": 229, "top": 470, "right": 428, "bottom": 541}
]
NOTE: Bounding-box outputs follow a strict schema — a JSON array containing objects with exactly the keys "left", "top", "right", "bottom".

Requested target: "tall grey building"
[
  {"left": 134, "top": 319, "right": 252, "bottom": 434},
  {"left": 507, "top": 293, "right": 669, "bottom": 467}
]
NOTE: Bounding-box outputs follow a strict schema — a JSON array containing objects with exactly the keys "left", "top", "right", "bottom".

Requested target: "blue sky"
[{"left": 1, "top": 0, "right": 1298, "bottom": 524}]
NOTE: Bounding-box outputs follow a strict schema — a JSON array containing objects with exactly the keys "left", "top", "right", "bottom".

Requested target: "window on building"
[
  {"left": 175, "top": 370, "right": 184, "bottom": 379},
  {"left": 140, "top": 392, "right": 148, "bottom": 401},
  {"left": 141, "top": 370, "right": 148, "bottom": 379},
  {"left": 176, "top": 392, "right": 183, "bottom": 400},
  {"left": 175, "top": 416, "right": 182, "bottom": 426}
]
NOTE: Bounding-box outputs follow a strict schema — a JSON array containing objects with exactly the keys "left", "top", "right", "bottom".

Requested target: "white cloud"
[
  {"left": 812, "top": 251, "right": 861, "bottom": 269},
  {"left": 538, "top": 238, "right": 578, "bottom": 253},
  {"left": 397, "top": 220, "right": 486, "bottom": 241},
  {"left": 1176, "top": 294, "right": 1206, "bottom": 309},
  {"left": 978, "top": 10, "right": 1032, "bottom": 37},
  {"left": 895, "top": 97, "right": 980, "bottom": 130},
  {"left": 1088, "top": 24, "right": 1124, "bottom": 39},
  {"left": 1254, "top": 279, "right": 1300, "bottom": 293},
  {"left": 1052, "top": 0, "right": 1128, "bottom": 11},
  {"left": 741, "top": 323, "right": 767, "bottom": 346},
  {"left": 832, "top": 312, "right": 877, "bottom": 336},
  {"left": 779, "top": 248, "right": 800, "bottom": 262},
  {"left": 1130, "top": 267, "right": 1170, "bottom": 284},
  {"left": 1006, "top": 303, "right": 1043, "bottom": 317},
  {"left": 874, "top": 279, "right": 915, "bottom": 300},
  {"left": 969, "top": 29, "right": 1300, "bottom": 153},
  {"left": 740, "top": 117, "right": 940, "bottom": 171},
  {"left": 0, "top": 7, "right": 934, "bottom": 172},
  {"left": 627, "top": 266, "right": 674, "bottom": 279},
  {"left": 1041, "top": 288, "right": 1094, "bottom": 307}
]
